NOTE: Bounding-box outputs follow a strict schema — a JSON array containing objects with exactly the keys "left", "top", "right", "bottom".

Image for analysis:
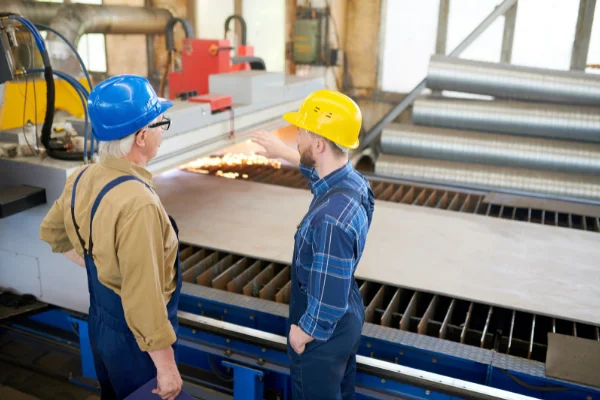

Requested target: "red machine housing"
[{"left": 168, "top": 38, "right": 255, "bottom": 107}]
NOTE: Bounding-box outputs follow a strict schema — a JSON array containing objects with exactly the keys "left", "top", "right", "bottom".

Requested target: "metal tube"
[
  {"left": 412, "top": 97, "right": 600, "bottom": 143},
  {"left": 356, "top": 0, "right": 518, "bottom": 152},
  {"left": 375, "top": 154, "right": 600, "bottom": 202},
  {"left": 3, "top": 0, "right": 62, "bottom": 25},
  {"left": 46, "top": 3, "right": 172, "bottom": 76},
  {"left": 427, "top": 55, "right": 600, "bottom": 106},
  {"left": 380, "top": 123, "right": 600, "bottom": 175}
]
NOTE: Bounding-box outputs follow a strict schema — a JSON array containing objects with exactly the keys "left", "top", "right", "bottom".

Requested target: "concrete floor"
[{"left": 0, "top": 360, "right": 99, "bottom": 400}]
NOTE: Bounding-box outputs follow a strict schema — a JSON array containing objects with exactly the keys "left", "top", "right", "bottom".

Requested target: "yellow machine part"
[{"left": 0, "top": 77, "right": 92, "bottom": 130}]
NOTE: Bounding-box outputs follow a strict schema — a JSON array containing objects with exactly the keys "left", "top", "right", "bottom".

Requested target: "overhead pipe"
[
  {"left": 427, "top": 55, "right": 600, "bottom": 106},
  {"left": 380, "top": 123, "right": 600, "bottom": 175},
  {"left": 45, "top": 3, "right": 173, "bottom": 76},
  {"left": 412, "top": 97, "right": 600, "bottom": 143},
  {"left": 375, "top": 154, "right": 600, "bottom": 203},
  {"left": 356, "top": 0, "right": 519, "bottom": 152},
  {"left": 2, "top": 0, "right": 61, "bottom": 25}
]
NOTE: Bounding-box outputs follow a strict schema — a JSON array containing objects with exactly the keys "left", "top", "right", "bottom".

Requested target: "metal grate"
[
  {"left": 182, "top": 165, "right": 600, "bottom": 233},
  {"left": 179, "top": 244, "right": 600, "bottom": 363}
]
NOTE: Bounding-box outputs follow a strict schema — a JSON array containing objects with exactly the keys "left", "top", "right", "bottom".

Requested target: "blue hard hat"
[{"left": 88, "top": 74, "right": 173, "bottom": 141}]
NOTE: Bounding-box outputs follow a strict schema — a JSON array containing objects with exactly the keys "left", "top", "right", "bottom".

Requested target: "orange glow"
[{"left": 180, "top": 152, "right": 281, "bottom": 179}]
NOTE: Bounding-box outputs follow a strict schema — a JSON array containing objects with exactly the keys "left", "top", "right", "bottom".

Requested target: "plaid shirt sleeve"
[{"left": 298, "top": 220, "right": 355, "bottom": 341}]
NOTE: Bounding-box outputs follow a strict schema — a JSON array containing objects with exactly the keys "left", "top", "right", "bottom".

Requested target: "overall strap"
[
  {"left": 88, "top": 175, "right": 150, "bottom": 258},
  {"left": 71, "top": 167, "right": 90, "bottom": 254}
]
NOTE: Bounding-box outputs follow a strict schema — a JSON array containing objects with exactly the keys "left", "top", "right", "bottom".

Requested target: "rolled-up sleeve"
[
  {"left": 40, "top": 193, "right": 74, "bottom": 253},
  {"left": 116, "top": 204, "right": 176, "bottom": 352}
]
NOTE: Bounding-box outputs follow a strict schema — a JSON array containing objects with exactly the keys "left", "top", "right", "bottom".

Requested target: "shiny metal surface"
[
  {"left": 412, "top": 97, "right": 600, "bottom": 143},
  {"left": 427, "top": 55, "right": 600, "bottom": 105},
  {"left": 3, "top": 0, "right": 61, "bottom": 25},
  {"left": 375, "top": 154, "right": 600, "bottom": 202},
  {"left": 380, "top": 123, "right": 600, "bottom": 175},
  {"left": 46, "top": 3, "right": 172, "bottom": 75}
]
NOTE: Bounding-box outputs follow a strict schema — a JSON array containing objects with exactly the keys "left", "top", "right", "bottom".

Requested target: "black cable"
[
  {"left": 224, "top": 15, "right": 247, "bottom": 46},
  {"left": 498, "top": 369, "right": 569, "bottom": 393},
  {"left": 208, "top": 355, "right": 233, "bottom": 382},
  {"left": 165, "top": 17, "right": 194, "bottom": 52},
  {"left": 34, "top": 24, "right": 93, "bottom": 91}
]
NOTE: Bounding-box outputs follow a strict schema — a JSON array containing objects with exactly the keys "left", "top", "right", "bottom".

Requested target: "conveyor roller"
[
  {"left": 426, "top": 55, "right": 600, "bottom": 106},
  {"left": 412, "top": 97, "right": 600, "bottom": 143},
  {"left": 380, "top": 123, "right": 600, "bottom": 175}
]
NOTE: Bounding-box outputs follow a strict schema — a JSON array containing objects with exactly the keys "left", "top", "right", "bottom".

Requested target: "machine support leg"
[
  {"left": 222, "top": 360, "right": 264, "bottom": 400},
  {"left": 69, "top": 317, "right": 98, "bottom": 387}
]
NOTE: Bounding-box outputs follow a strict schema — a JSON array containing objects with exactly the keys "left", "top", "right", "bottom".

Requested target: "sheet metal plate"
[{"left": 157, "top": 172, "right": 600, "bottom": 326}]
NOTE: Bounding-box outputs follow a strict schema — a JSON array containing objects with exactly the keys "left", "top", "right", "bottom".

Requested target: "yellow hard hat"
[{"left": 283, "top": 89, "right": 362, "bottom": 150}]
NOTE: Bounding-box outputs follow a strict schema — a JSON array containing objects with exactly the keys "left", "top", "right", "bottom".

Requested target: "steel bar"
[
  {"left": 356, "top": 0, "right": 518, "bottom": 152},
  {"left": 439, "top": 299, "right": 455, "bottom": 340},
  {"left": 400, "top": 292, "right": 419, "bottom": 331},
  {"left": 375, "top": 154, "right": 600, "bottom": 202},
  {"left": 501, "top": 2, "right": 518, "bottom": 63},
  {"left": 481, "top": 307, "right": 494, "bottom": 348},
  {"left": 382, "top": 288, "right": 402, "bottom": 327},
  {"left": 427, "top": 55, "right": 600, "bottom": 105},
  {"left": 380, "top": 123, "right": 600, "bottom": 175},
  {"left": 570, "top": 0, "right": 597, "bottom": 70},
  {"left": 460, "top": 303, "right": 474, "bottom": 345},
  {"left": 412, "top": 97, "right": 600, "bottom": 143},
  {"left": 508, "top": 310, "right": 516, "bottom": 355}
]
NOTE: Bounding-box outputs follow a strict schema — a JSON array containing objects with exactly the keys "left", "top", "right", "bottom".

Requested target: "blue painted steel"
[
  {"left": 19, "top": 302, "right": 600, "bottom": 400},
  {"left": 29, "top": 309, "right": 75, "bottom": 332},
  {"left": 222, "top": 361, "right": 264, "bottom": 400},
  {"left": 69, "top": 317, "right": 97, "bottom": 381}
]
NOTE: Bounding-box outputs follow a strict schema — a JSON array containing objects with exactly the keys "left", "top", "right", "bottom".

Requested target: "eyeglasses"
[{"left": 148, "top": 116, "right": 171, "bottom": 131}]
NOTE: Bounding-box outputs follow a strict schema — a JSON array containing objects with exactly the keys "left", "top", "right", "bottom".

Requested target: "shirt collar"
[
  {"left": 99, "top": 155, "right": 155, "bottom": 189},
  {"left": 310, "top": 162, "right": 352, "bottom": 197}
]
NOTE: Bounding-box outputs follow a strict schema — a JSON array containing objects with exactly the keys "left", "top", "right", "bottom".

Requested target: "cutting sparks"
[{"left": 180, "top": 153, "right": 281, "bottom": 180}]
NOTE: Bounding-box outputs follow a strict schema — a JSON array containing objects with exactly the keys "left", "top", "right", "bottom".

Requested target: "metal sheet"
[
  {"left": 427, "top": 55, "right": 600, "bottom": 105},
  {"left": 546, "top": 333, "right": 600, "bottom": 387},
  {"left": 374, "top": 154, "right": 600, "bottom": 202},
  {"left": 412, "top": 97, "right": 600, "bottom": 143},
  {"left": 380, "top": 123, "right": 600, "bottom": 175},
  {"left": 155, "top": 172, "right": 600, "bottom": 326}
]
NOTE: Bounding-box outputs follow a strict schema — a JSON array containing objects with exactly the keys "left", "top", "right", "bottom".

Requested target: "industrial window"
[
  {"left": 36, "top": 0, "right": 108, "bottom": 73},
  {"left": 380, "top": 0, "right": 595, "bottom": 93}
]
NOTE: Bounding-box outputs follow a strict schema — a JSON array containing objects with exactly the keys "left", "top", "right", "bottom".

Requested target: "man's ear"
[{"left": 135, "top": 129, "right": 147, "bottom": 148}]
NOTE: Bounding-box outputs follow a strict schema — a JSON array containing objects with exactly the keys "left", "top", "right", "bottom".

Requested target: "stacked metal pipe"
[{"left": 375, "top": 55, "right": 600, "bottom": 203}]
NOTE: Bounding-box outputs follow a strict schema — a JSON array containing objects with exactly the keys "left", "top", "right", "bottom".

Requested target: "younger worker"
[
  {"left": 40, "top": 75, "right": 183, "bottom": 400},
  {"left": 252, "top": 89, "right": 375, "bottom": 399}
]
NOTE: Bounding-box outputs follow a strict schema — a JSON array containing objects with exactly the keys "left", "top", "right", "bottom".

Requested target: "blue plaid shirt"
[{"left": 295, "top": 162, "right": 375, "bottom": 341}]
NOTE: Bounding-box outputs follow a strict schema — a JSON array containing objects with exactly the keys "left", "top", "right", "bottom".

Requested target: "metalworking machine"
[{"left": 1, "top": 2, "right": 600, "bottom": 400}]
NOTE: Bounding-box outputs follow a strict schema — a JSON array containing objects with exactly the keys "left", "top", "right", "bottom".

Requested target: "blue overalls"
[
  {"left": 71, "top": 167, "right": 182, "bottom": 400},
  {"left": 287, "top": 186, "right": 366, "bottom": 400}
]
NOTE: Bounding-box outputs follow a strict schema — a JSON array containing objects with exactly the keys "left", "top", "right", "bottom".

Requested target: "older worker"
[
  {"left": 252, "top": 89, "right": 375, "bottom": 399},
  {"left": 40, "top": 75, "right": 182, "bottom": 400}
]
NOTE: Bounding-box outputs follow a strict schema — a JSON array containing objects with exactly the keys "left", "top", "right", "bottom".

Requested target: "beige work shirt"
[{"left": 39, "top": 156, "right": 178, "bottom": 352}]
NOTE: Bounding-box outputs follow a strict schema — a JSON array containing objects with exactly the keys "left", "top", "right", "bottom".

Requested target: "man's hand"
[
  {"left": 149, "top": 346, "right": 183, "bottom": 400},
  {"left": 251, "top": 130, "right": 300, "bottom": 166},
  {"left": 289, "top": 324, "right": 314, "bottom": 355},
  {"left": 153, "top": 365, "right": 183, "bottom": 400}
]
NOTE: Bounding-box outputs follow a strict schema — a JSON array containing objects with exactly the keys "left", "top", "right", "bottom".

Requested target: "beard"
[{"left": 299, "top": 145, "right": 316, "bottom": 168}]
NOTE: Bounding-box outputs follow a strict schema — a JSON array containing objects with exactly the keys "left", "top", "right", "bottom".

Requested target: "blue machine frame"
[{"left": 7, "top": 292, "right": 600, "bottom": 400}]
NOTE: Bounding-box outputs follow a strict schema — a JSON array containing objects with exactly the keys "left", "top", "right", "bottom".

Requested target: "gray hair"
[
  {"left": 98, "top": 133, "right": 136, "bottom": 158},
  {"left": 97, "top": 116, "right": 160, "bottom": 158}
]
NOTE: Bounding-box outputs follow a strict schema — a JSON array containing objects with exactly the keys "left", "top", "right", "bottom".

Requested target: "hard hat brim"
[
  {"left": 282, "top": 111, "right": 360, "bottom": 150},
  {"left": 158, "top": 97, "right": 174, "bottom": 115}
]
